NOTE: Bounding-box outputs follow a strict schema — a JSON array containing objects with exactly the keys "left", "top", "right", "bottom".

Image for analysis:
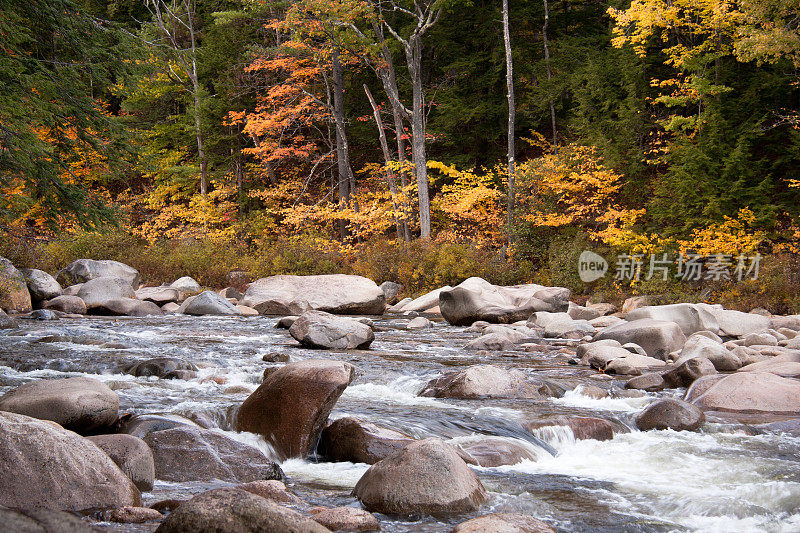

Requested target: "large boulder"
[
  {"left": 57, "top": 259, "right": 140, "bottom": 288},
  {"left": 242, "top": 274, "right": 386, "bottom": 316},
  {"left": 673, "top": 335, "right": 741, "bottom": 371},
  {"left": 626, "top": 303, "right": 719, "bottom": 336},
  {"left": 178, "top": 290, "right": 243, "bottom": 316},
  {"left": 289, "top": 310, "right": 374, "bottom": 350},
  {"left": 236, "top": 359, "right": 355, "bottom": 459},
  {"left": 695, "top": 304, "right": 770, "bottom": 337},
  {"left": 452, "top": 513, "right": 556, "bottom": 533},
  {"left": 76, "top": 276, "right": 135, "bottom": 310},
  {"left": 635, "top": 398, "right": 705, "bottom": 431},
  {"left": 388, "top": 286, "right": 451, "bottom": 313},
  {"left": 91, "top": 297, "right": 164, "bottom": 317},
  {"left": 379, "top": 281, "right": 402, "bottom": 305},
  {"left": 738, "top": 359, "right": 800, "bottom": 378},
  {"left": 0, "top": 412, "right": 140, "bottom": 510},
  {"left": 594, "top": 319, "right": 686, "bottom": 360},
  {"left": 119, "top": 413, "right": 200, "bottom": 439},
  {"left": 352, "top": 438, "right": 487, "bottom": 514},
  {"left": 87, "top": 434, "right": 155, "bottom": 491},
  {"left": 0, "top": 257, "right": 32, "bottom": 312},
  {"left": 0, "top": 507, "right": 100, "bottom": 532},
  {"left": 662, "top": 357, "right": 717, "bottom": 388},
  {"left": 580, "top": 341, "right": 666, "bottom": 375},
  {"left": 154, "top": 488, "right": 330, "bottom": 533},
  {"left": 21, "top": 268, "right": 62, "bottom": 302},
  {"left": 42, "top": 295, "right": 87, "bottom": 315},
  {"left": 439, "top": 277, "right": 570, "bottom": 326},
  {"left": 143, "top": 427, "right": 283, "bottom": 483},
  {"left": 0, "top": 376, "right": 119, "bottom": 434},
  {"left": 420, "top": 365, "right": 556, "bottom": 399},
  {"left": 170, "top": 276, "right": 201, "bottom": 293},
  {"left": 318, "top": 417, "right": 414, "bottom": 464},
  {"left": 135, "top": 286, "right": 180, "bottom": 304},
  {"left": 690, "top": 372, "right": 800, "bottom": 415}
]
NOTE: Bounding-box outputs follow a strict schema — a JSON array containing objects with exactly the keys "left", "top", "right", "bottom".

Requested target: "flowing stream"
[{"left": 1, "top": 314, "right": 799, "bottom": 532}]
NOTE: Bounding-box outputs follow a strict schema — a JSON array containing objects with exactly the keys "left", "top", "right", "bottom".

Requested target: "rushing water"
[{"left": 1, "top": 314, "right": 799, "bottom": 532}]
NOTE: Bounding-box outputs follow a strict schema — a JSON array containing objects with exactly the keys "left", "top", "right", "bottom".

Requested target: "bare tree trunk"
[
  {"left": 502, "top": 0, "right": 516, "bottom": 233},
  {"left": 332, "top": 47, "right": 353, "bottom": 240},
  {"left": 543, "top": 0, "right": 558, "bottom": 149},
  {"left": 407, "top": 38, "right": 431, "bottom": 239}
]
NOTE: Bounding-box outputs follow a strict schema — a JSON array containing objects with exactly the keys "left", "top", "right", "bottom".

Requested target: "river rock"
[
  {"left": 318, "top": 417, "right": 414, "bottom": 464},
  {"left": 439, "top": 277, "right": 570, "bottom": 326},
  {"left": 310, "top": 507, "right": 380, "bottom": 532},
  {"left": 136, "top": 286, "right": 180, "bottom": 304},
  {"left": 587, "top": 302, "right": 616, "bottom": 316},
  {"left": 528, "top": 416, "right": 615, "bottom": 441},
  {"left": 0, "top": 507, "right": 100, "bottom": 532},
  {"left": 93, "top": 297, "right": 164, "bottom": 317},
  {"left": 154, "top": 488, "right": 329, "bottom": 533},
  {"left": 170, "top": 276, "right": 201, "bottom": 293},
  {"left": 742, "top": 332, "right": 778, "bottom": 347},
  {"left": 635, "top": 398, "right": 705, "bottom": 431},
  {"left": 352, "top": 438, "right": 487, "bottom": 514},
  {"left": 684, "top": 374, "right": 728, "bottom": 403},
  {"left": 452, "top": 513, "right": 556, "bottom": 533},
  {"left": 0, "top": 309, "right": 16, "bottom": 329},
  {"left": 674, "top": 335, "right": 741, "bottom": 371},
  {"left": 626, "top": 373, "right": 667, "bottom": 392},
  {"left": 236, "top": 359, "right": 355, "bottom": 458},
  {"left": 738, "top": 359, "right": 800, "bottom": 378},
  {"left": 626, "top": 303, "right": 719, "bottom": 336},
  {"left": 390, "top": 287, "right": 450, "bottom": 313},
  {"left": 420, "top": 365, "right": 555, "bottom": 399},
  {"left": 0, "top": 376, "right": 119, "bottom": 434},
  {"left": 236, "top": 305, "right": 259, "bottom": 316},
  {"left": 771, "top": 315, "right": 800, "bottom": 331},
  {"left": 242, "top": 274, "right": 386, "bottom": 315},
  {"left": 465, "top": 332, "right": 518, "bottom": 351},
  {"left": 544, "top": 317, "right": 594, "bottom": 339},
  {"left": 126, "top": 357, "right": 198, "bottom": 379},
  {"left": 237, "top": 480, "right": 301, "bottom": 503},
  {"left": 380, "top": 281, "right": 402, "bottom": 305},
  {"left": 110, "top": 506, "right": 163, "bottom": 523},
  {"left": 42, "top": 295, "right": 87, "bottom": 314},
  {"left": 594, "top": 319, "right": 686, "bottom": 360},
  {"left": 695, "top": 304, "right": 770, "bottom": 337},
  {"left": 58, "top": 259, "right": 140, "bottom": 288},
  {"left": 568, "top": 302, "right": 601, "bottom": 321},
  {"left": 21, "top": 268, "right": 62, "bottom": 302},
  {"left": 162, "top": 302, "right": 180, "bottom": 313},
  {"left": 690, "top": 372, "right": 800, "bottom": 415},
  {"left": 87, "top": 434, "right": 155, "bottom": 491},
  {"left": 663, "top": 357, "right": 717, "bottom": 388},
  {"left": 178, "top": 290, "right": 242, "bottom": 316},
  {"left": 605, "top": 353, "right": 668, "bottom": 376},
  {"left": 143, "top": 426, "right": 283, "bottom": 483},
  {"left": 77, "top": 276, "right": 135, "bottom": 310},
  {"left": 457, "top": 437, "right": 538, "bottom": 467},
  {"left": 289, "top": 310, "right": 374, "bottom": 349},
  {"left": 119, "top": 414, "right": 200, "bottom": 439},
  {"left": 0, "top": 411, "right": 140, "bottom": 510},
  {"left": 0, "top": 257, "right": 32, "bottom": 312},
  {"left": 407, "top": 316, "right": 433, "bottom": 329}
]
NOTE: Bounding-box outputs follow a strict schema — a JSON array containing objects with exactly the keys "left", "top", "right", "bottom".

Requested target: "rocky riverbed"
[{"left": 1, "top": 259, "right": 799, "bottom": 532}]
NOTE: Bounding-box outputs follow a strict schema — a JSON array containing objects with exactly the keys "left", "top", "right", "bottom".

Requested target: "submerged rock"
[
  {"left": 126, "top": 357, "right": 198, "bottom": 379},
  {"left": 353, "top": 438, "right": 487, "bottom": 515},
  {"left": 236, "top": 359, "right": 355, "bottom": 459},
  {"left": 456, "top": 437, "right": 538, "bottom": 467}
]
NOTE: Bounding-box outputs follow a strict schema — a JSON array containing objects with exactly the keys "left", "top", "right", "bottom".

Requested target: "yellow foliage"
[{"left": 677, "top": 207, "right": 766, "bottom": 255}]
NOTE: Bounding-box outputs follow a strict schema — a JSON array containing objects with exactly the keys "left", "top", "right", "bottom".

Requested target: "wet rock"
[
  {"left": 752, "top": 419, "right": 800, "bottom": 436},
  {"left": 236, "top": 359, "right": 355, "bottom": 459},
  {"left": 0, "top": 308, "right": 17, "bottom": 329},
  {"left": 407, "top": 316, "right": 433, "bottom": 329},
  {"left": 237, "top": 480, "right": 301, "bottom": 503},
  {"left": 170, "top": 276, "right": 201, "bottom": 293},
  {"left": 662, "top": 357, "right": 717, "bottom": 388},
  {"left": 110, "top": 506, "right": 163, "bottom": 523},
  {"left": 154, "top": 488, "right": 329, "bottom": 533},
  {"left": 242, "top": 274, "right": 386, "bottom": 316},
  {"left": 179, "top": 290, "right": 243, "bottom": 316},
  {"left": 451, "top": 513, "right": 556, "bottom": 533},
  {"left": 380, "top": 281, "right": 402, "bottom": 305},
  {"left": 42, "top": 295, "right": 87, "bottom": 314},
  {"left": 91, "top": 297, "right": 164, "bottom": 317},
  {"left": 318, "top": 417, "right": 414, "bottom": 464},
  {"left": 28, "top": 309, "right": 59, "bottom": 320},
  {"left": 690, "top": 372, "right": 800, "bottom": 415},
  {"left": 0, "top": 506, "right": 101, "bottom": 532},
  {"left": 309, "top": 507, "right": 380, "bottom": 532},
  {"left": 0, "top": 411, "right": 140, "bottom": 510},
  {"left": 594, "top": 319, "right": 686, "bottom": 360},
  {"left": 0, "top": 376, "right": 119, "bottom": 434},
  {"left": 420, "top": 365, "right": 556, "bottom": 399},
  {"left": 126, "top": 357, "right": 198, "bottom": 379},
  {"left": 275, "top": 316, "right": 298, "bottom": 329},
  {"left": 119, "top": 414, "right": 200, "bottom": 439},
  {"left": 439, "top": 277, "right": 570, "bottom": 326},
  {"left": 695, "top": 304, "right": 770, "bottom": 337},
  {"left": 353, "top": 438, "right": 487, "bottom": 515},
  {"left": 21, "top": 268, "right": 62, "bottom": 302},
  {"left": 738, "top": 359, "right": 800, "bottom": 378},
  {"left": 456, "top": 437, "right": 538, "bottom": 467},
  {"left": 525, "top": 416, "right": 615, "bottom": 441},
  {"left": 87, "top": 434, "right": 155, "bottom": 491},
  {"left": 143, "top": 426, "right": 283, "bottom": 483},
  {"left": 674, "top": 335, "right": 741, "bottom": 371},
  {"left": 289, "top": 310, "right": 374, "bottom": 349},
  {"left": 0, "top": 257, "right": 32, "bottom": 312},
  {"left": 135, "top": 286, "right": 180, "bottom": 304},
  {"left": 626, "top": 373, "right": 667, "bottom": 392},
  {"left": 58, "top": 259, "right": 140, "bottom": 288},
  {"left": 636, "top": 398, "right": 705, "bottom": 431},
  {"left": 626, "top": 303, "right": 719, "bottom": 336},
  {"left": 77, "top": 276, "right": 135, "bottom": 310}
]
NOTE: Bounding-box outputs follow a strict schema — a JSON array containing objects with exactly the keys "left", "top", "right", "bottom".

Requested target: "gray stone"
[
  {"left": 57, "top": 259, "right": 140, "bottom": 288},
  {"left": 379, "top": 281, "right": 402, "bottom": 305},
  {"left": 21, "top": 268, "right": 62, "bottom": 302},
  {"left": 243, "top": 274, "right": 386, "bottom": 315},
  {"left": 77, "top": 277, "right": 135, "bottom": 310},
  {"left": 136, "top": 286, "right": 180, "bottom": 304},
  {"left": 179, "top": 290, "right": 243, "bottom": 316},
  {"left": 170, "top": 276, "right": 201, "bottom": 293},
  {"left": 695, "top": 304, "right": 770, "bottom": 337},
  {"left": 310, "top": 507, "right": 380, "bottom": 532},
  {"left": 594, "top": 319, "right": 686, "bottom": 360},
  {"left": 407, "top": 316, "right": 433, "bottom": 330},
  {"left": 690, "top": 372, "right": 800, "bottom": 415},
  {"left": 420, "top": 365, "right": 556, "bottom": 399},
  {"left": 663, "top": 357, "right": 717, "bottom": 388},
  {"left": 626, "top": 303, "right": 719, "bottom": 336},
  {"left": 87, "top": 434, "right": 155, "bottom": 491},
  {"left": 126, "top": 357, "right": 198, "bottom": 379},
  {"left": 289, "top": 310, "right": 374, "bottom": 349},
  {"left": 0, "top": 257, "right": 32, "bottom": 312},
  {"left": 626, "top": 373, "right": 667, "bottom": 392},
  {"left": 674, "top": 334, "right": 741, "bottom": 371},
  {"left": 452, "top": 513, "right": 556, "bottom": 533},
  {"left": 42, "top": 295, "right": 87, "bottom": 314}
]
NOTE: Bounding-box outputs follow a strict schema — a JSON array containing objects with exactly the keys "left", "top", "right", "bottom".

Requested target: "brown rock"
[
  {"left": 635, "top": 398, "right": 705, "bottom": 431},
  {"left": 42, "top": 295, "right": 87, "bottom": 314},
  {"left": 352, "top": 438, "right": 487, "bottom": 515},
  {"left": 526, "top": 416, "right": 614, "bottom": 441},
  {"left": 236, "top": 359, "right": 355, "bottom": 459},
  {"left": 690, "top": 372, "right": 800, "bottom": 415},
  {"left": 0, "top": 257, "right": 32, "bottom": 313},
  {"left": 0, "top": 507, "right": 100, "bottom": 532},
  {"left": 662, "top": 357, "right": 717, "bottom": 388},
  {"left": 452, "top": 513, "right": 556, "bottom": 533},
  {"left": 309, "top": 507, "right": 380, "bottom": 532},
  {"left": 87, "top": 434, "right": 155, "bottom": 491},
  {"left": 420, "top": 365, "right": 556, "bottom": 399},
  {"left": 318, "top": 417, "right": 414, "bottom": 464},
  {"left": 457, "top": 438, "right": 537, "bottom": 467},
  {"left": 626, "top": 373, "right": 667, "bottom": 392},
  {"left": 110, "top": 506, "right": 163, "bottom": 523},
  {"left": 237, "top": 480, "right": 301, "bottom": 504}
]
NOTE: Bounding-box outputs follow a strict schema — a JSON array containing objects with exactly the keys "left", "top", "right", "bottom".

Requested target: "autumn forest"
[{"left": 3, "top": 0, "right": 800, "bottom": 309}]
